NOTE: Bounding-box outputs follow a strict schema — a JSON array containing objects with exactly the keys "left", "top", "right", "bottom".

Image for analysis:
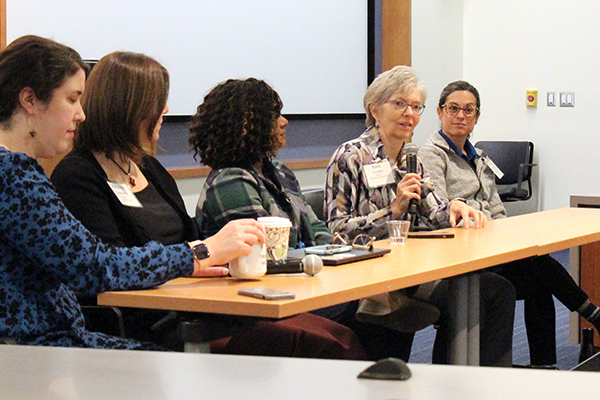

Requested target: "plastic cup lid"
[{"left": 257, "top": 216, "right": 292, "bottom": 227}]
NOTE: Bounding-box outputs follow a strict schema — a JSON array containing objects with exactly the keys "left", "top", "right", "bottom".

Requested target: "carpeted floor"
[{"left": 408, "top": 250, "right": 582, "bottom": 370}]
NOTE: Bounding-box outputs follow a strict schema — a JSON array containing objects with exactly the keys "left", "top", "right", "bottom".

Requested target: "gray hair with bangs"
[{"left": 363, "top": 65, "right": 426, "bottom": 127}]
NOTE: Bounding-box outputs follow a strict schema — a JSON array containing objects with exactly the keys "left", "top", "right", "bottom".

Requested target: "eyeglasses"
[
  {"left": 332, "top": 233, "right": 375, "bottom": 251},
  {"left": 384, "top": 99, "right": 426, "bottom": 115},
  {"left": 442, "top": 103, "right": 479, "bottom": 117}
]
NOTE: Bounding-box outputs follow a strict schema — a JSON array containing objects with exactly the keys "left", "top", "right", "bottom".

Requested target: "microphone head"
[
  {"left": 403, "top": 143, "right": 418, "bottom": 156},
  {"left": 302, "top": 254, "right": 323, "bottom": 276}
]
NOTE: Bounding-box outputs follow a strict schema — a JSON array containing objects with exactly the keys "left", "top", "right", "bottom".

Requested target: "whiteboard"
[{"left": 7, "top": 0, "right": 368, "bottom": 116}]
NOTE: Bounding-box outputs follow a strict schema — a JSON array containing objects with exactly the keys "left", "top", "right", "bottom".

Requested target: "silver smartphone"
[{"left": 238, "top": 287, "right": 296, "bottom": 300}]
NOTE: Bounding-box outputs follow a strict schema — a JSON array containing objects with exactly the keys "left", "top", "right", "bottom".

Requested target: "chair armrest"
[
  {"left": 516, "top": 163, "right": 537, "bottom": 189},
  {"left": 81, "top": 305, "right": 126, "bottom": 338}
]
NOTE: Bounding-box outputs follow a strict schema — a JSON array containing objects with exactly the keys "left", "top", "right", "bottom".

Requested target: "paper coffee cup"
[
  {"left": 257, "top": 216, "right": 292, "bottom": 261},
  {"left": 228, "top": 242, "right": 267, "bottom": 279}
]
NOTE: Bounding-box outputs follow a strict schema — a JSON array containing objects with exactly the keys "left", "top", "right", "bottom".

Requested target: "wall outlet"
[{"left": 560, "top": 92, "right": 575, "bottom": 107}]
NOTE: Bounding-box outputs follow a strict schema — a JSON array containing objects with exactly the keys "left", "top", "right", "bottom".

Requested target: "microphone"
[
  {"left": 403, "top": 143, "right": 419, "bottom": 215},
  {"left": 266, "top": 254, "right": 323, "bottom": 276}
]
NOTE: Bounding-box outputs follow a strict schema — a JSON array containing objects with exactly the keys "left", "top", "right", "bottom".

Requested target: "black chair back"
[
  {"left": 303, "top": 188, "right": 325, "bottom": 221},
  {"left": 475, "top": 141, "right": 536, "bottom": 202}
]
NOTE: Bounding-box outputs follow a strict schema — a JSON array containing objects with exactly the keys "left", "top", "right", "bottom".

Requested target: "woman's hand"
[
  {"left": 448, "top": 200, "right": 487, "bottom": 229},
  {"left": 189, "top": 219, "right": 265, "bottom": 277},
  {"left": 391, "top": 173, "right": 421, "bottom": 218},
  {"left": 191, "top": 266, "right": 230, "bottom": 278},
  {"left": 203, "top": 219, "right": 265, "bottom": 267}
]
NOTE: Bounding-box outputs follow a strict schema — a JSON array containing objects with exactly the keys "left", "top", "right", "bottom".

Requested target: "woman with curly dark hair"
[
  {"left": 191, "top": 78, "right": 331, "bottom": 248},
  {"left": 190, "top": 78, "right": 284, "bottom": 170},
  {"left": 190, "top": 78, "right": 417, "bottom": 362}
]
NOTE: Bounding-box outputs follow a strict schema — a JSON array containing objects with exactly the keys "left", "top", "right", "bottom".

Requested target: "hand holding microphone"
[
  {"left": 266, "top": 254, "right": 323, "bottom": 276},
  {"left": 403, "top": 143, "right": 419, "bottom": 215}
]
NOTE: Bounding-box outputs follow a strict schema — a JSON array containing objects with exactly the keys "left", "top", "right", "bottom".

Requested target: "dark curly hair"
[{"left": 189, "top": 78, "right": 283, "bottom": 169}]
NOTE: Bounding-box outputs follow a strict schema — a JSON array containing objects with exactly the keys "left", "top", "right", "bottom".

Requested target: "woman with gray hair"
[
  {"left": 327, "top": 65, "right": 484, "bottom": 236},
  {"left": 325, "top": 65, "right": 515, "bottom": 366}
]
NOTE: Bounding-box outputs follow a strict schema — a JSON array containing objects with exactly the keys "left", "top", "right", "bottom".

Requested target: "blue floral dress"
[{"left": 0, "top": 148, "right": 193, "bottom": 349}]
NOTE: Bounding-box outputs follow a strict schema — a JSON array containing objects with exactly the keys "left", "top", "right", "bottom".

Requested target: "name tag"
[
  {"left": 107, "top": 182, "right": 143, "bottom": 208},
  {"left": 484, "top": 157, "right": 504, "bottom": 180},
  {"left": 363, "top": 160, "right": 395, "bottom": 188}
]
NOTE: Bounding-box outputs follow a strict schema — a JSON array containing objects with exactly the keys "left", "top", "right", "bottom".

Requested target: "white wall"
[
  {"left": 462, "top": 0, "right": 600, "bottom": 211},
  {"left": 411, "top": 0, "right": 464, "bottom": 146}
]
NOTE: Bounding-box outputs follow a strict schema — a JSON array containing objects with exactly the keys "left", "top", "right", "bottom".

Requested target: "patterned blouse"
[
  {"left": 196, "top": 160, "right": 331, "bottom": 249},
  {"left": 325, "top": 127, "right": 451, "bottom": 240},
  {"left": 0, "top": 148, "right": 193, "bottom": 349}
]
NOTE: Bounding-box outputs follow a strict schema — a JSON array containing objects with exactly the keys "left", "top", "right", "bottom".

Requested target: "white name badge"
[
  {"left": 484, "top": 157, "right": 504, "bottom": 180},
  {"left": 363, "top": 160, "right": 395, "bottom": 188},
  {"left": 107, "top": 182, "right": 143, "bottom": 208}
]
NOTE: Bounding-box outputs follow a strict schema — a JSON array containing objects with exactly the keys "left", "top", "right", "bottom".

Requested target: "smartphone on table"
[{"left": 238, "top": 287, "right": 295, "bottom": 300}]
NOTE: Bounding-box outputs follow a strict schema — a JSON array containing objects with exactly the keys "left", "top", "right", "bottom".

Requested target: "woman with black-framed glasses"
[{"left": 419, "top": 79, "right": 600, "bottom": 368}]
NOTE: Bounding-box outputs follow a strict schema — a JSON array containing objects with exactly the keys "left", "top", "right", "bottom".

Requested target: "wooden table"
[
  {"left": 98, "top": 208, "right": 600, "bottom": 363},
  {"left": 2, "top": 345, "right": 599, "bottom": 400}
]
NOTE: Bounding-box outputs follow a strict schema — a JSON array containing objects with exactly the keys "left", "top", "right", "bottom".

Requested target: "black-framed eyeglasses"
[
  {"left": 442, "top": 103, "right": 479, "bottom": 117},
  {"left": 384, "top": 99, "right": 426, "bottom": 115},
  {"left": 332, "top": 233, "right": 375, "bottom": 251}
]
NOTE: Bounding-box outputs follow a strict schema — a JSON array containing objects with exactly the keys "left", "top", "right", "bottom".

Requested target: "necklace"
[{"left": 110, "top": 158, "right": 136, "bottom": 187}]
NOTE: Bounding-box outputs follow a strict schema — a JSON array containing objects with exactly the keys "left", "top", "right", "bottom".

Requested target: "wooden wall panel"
[
  {"left": 382, "top": 0, "right": 411, "bottom": 71},
  {"left": 580, "top": 242, "right": 600, "bottom": 346},
  {"left": 1, "top": 0, "right": 6, "bottom": 49}
]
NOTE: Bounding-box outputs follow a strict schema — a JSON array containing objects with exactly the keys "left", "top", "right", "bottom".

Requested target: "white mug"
[{"left": 228, "top": 242, "right": 267, "bottom": 279}]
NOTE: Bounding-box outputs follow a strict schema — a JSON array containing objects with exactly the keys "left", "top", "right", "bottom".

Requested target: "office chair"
[
  {"left": 81, "top": 305, "right": 126, "bottom": 338},
  {"left": 75, "top": 291, "right": 127, "bottom": 337},
  {"left": 303, "top": 188, "right": 326, "bottom": 221},
  {"left": 475, "top": 141, "right": 537, "bottom": 202}
]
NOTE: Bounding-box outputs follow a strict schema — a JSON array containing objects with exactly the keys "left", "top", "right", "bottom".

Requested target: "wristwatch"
[{"left": 190, "top": 241, "right": 210, "bottom": 261}]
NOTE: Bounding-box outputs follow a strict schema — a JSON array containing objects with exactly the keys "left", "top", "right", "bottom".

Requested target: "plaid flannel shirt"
[{"left": 195, "top": 160, "right": 332, "bottom": 248}]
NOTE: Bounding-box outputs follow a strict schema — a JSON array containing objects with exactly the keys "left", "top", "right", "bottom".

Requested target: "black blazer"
[{"left": 51, "top": 149, "right": 198, "bottom": 247}]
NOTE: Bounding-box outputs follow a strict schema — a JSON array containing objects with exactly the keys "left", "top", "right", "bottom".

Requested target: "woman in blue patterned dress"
[{"left": 0, "top": 35, "right": 264, "bottom": 349}]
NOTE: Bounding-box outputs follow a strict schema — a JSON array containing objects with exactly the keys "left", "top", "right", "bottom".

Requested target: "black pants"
[
  {"left": 312, "top": 301, "right": 415, "bottom": 362},
  {"left": 492, "top": 254, "right": 589, "bottom": 365}
]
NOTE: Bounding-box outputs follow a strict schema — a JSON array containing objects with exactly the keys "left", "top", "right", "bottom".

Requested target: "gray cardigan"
[{"left": 418, "top": 131, "right": 506, "bottom": 221}]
